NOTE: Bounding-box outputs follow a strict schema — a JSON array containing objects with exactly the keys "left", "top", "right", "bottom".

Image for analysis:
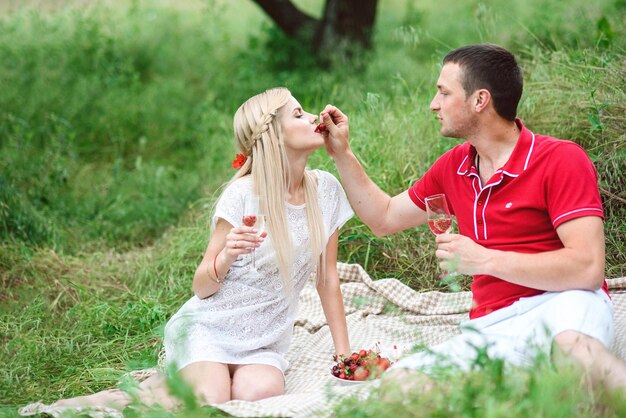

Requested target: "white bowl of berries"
[{"left": 330, "top": 349, "right": 392, "bottom": 385}]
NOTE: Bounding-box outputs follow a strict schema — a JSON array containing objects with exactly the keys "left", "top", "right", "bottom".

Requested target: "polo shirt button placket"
[{"left": 475, "top": 191, "right": 488, "bottom": 239}]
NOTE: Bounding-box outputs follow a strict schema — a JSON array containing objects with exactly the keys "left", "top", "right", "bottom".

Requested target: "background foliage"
[{"left": 1, "top": 0, "right": 624, "bottom": 415}]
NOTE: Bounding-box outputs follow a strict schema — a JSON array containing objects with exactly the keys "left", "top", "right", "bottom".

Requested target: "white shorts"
[{"left": 392, "top": 288, "right": 614, "bottom": 373}]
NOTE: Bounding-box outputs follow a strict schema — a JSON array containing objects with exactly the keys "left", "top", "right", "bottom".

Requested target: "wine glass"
[
  {"left": 425, "top": 194, "right": 458, "bottom": 282},
  {"left": 242, "top": 195, "right": 266, "bottom": 268},
  {"left": 425, "top": 194, "right": 452, "bottom": 235}
]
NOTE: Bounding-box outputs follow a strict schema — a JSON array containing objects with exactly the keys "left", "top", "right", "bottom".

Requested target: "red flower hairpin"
[{"left": 232, "top": 153, "right": 247, "bottom": 169}]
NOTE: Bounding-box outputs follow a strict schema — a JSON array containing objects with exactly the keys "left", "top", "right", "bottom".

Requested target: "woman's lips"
[{"left": 314, "top": 123, "right": 326, "bottom": 133}]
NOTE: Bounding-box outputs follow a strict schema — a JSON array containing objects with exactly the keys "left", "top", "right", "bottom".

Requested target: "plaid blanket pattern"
[{"left": 19, "top": 263, "right": 626, "bottom": 417}]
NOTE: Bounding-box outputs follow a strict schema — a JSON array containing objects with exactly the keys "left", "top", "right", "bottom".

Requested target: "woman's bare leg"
[
  {"left": 51, "top": 388, "right": 132, "bottom": 410},
  {"left": 51, "top": 361, "right": 232, "bottom": 410},
  {"left": 179, "top": 361, "right": 232, "bottom": 405},
  {"left": 230, "top": 364, "right": 284, "bottom": 401}
]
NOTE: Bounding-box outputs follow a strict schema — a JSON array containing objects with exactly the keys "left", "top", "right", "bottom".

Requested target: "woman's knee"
[
  {"left": 179, "top": 362, "right": 232, "bottom": 405},
  {"left": 231, "top": 367, "right": 284, "bottom": 401},
  {"left": 231, "top": 380, "right": 284, "bottom": 401},
  {"left": 191, "top": 382, "right": 231, "bottom": 406}
]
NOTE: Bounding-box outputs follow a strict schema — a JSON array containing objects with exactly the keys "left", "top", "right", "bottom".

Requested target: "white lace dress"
[{"left": 163, "top": 170, "right": 353, "bottom": 374}]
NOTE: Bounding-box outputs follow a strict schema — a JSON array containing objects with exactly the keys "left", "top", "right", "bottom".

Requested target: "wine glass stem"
[{"left": 252, "top": 248, "right": 255, "bottom": 268}]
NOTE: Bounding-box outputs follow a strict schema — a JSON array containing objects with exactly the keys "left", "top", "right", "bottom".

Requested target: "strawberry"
[
  {"left": 353, "top": 367, "right": 370, "bottom": 381},
  {"left": 314, "top": 123, "right": 326, "bottom": 133},
  {"left": 242, "top": 215, "right": 256, "bottom": 227},
  {"left": 369, "top": 363, "right": 385, "bottom": 379},
  {"left": 331, "top": 348, "right": 393, "bottom": 381}
]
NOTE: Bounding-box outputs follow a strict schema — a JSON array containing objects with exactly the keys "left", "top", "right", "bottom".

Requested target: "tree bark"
[
  {"left": 252, "top": 0, "right": 317, "bottom": 39},
  {"left": 251, "top": 0, "right": 378, "bottom": 60},
  {"left": 315, "top": 0, "right": 378, "bottom": 53}
]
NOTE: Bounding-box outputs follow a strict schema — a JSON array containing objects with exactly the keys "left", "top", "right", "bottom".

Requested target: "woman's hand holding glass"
[
  {"left": 241, "top": 195, "right": 266, "bottom": 267},
  {"left": 221, "top": 195, "right": 266, "bottom": 265},
  {"left": 223, "top": 224, "right": 265, "bottom": 261}
]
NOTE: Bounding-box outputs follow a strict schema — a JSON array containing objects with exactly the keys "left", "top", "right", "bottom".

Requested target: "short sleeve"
[
  {"left": 314, "top": 170, "right": 354, "bottom": 237},
  {"left": 408, "top": 169, "right": 436, "bottom": 211},
  {"left": 212, "top": 177, "right": 252, "bottom": 229},
  {"left": 545, "top": 142, "right": 604, "bottom": 228},
  {"left": 407, "top": 149, "right": 457, "bottom": 211}
]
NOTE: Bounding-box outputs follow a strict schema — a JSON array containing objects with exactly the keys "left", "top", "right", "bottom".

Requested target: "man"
[{"left": 320, "top": 44, "right": 626, "bottom": 391}]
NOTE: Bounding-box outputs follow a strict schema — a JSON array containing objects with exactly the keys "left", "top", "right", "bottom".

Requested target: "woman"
[{"left": 39, "top": 87, "right": 352, "bottom": 412}]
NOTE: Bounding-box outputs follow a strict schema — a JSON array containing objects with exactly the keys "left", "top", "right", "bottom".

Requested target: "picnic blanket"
[{"left": 19, "top": 263, "right": 626, "bottom": 418}]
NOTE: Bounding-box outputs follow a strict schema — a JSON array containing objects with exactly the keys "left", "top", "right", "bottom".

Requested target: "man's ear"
[{"left": 474, "top": 89, "right": 491, "bottom": 112}]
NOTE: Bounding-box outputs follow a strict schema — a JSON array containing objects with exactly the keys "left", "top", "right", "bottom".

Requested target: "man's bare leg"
[
  {"left": 554, "top": 330, "right": 626, "bottom": 392},
  {"left": 379, "top": 368, "right": 436, "bottom": 402}
]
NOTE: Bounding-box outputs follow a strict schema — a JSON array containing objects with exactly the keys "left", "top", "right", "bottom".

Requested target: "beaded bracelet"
[{"left": 211, "top": 252, "right": 223, "bottom": 284}]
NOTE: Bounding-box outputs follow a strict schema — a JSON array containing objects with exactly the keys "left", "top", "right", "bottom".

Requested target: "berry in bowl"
[{"left": 330, "top": 349, "right": 392, "bottom": 385}]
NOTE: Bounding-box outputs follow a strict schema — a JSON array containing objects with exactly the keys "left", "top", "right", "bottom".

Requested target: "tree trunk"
[
  {"left": 251, "top": 0, "right": 378, "bottom": 60},
  {"left": 314, "top": 0, "right": 378, "bottom": 54},
  {"left": 252, "top": 0, "right": 317, "bottom": 39}
]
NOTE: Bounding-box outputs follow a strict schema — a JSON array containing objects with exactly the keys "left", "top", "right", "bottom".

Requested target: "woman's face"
[{"left": 279, "top": 96, "right": 325, "bottom": 153}]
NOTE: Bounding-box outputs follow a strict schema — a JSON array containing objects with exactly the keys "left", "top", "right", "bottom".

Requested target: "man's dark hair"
[{"left": 443, "top": 44, "right": 523, "bottom": 121}]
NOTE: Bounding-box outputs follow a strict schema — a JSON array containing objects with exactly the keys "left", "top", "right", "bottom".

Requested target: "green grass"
[
  {"left": 1, "top": 0, "right": 625, "bottom": 416},
  {"left": 335, "top": 355, "right": 626, "bottom": 418}
]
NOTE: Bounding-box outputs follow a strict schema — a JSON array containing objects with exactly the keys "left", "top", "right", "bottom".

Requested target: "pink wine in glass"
[
  {"left": 428, "top": 217, "right": 452, "bottom": 235},
  {"left": 242, "top": 195, "right": 265, "bottom": 267},
  {"left": 425, "top": 194, "right": 452, "bottom": 235},
  {"left": 242, "top": 214, "right": 266, "bottom": 233}
]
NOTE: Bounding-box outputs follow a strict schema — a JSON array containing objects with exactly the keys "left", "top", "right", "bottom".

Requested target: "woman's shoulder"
[
  {"left": 309, "top": 169, "right": 354, "bottom": 226},
  {"left": 309, "top": 169, "right": 342, "bottom": 189},
  {"left": 223, "top": 175, "right": 253, "bottom": 194},
  {"left": 216, "top": 175, "right": 252, "bottom": 208},
  {"left": 309, "top": 169, "right": 350, "bottom": 207}
]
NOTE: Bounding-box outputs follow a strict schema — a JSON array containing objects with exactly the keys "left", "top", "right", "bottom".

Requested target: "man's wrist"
[
  {"left": 484, "top": 248, "right": 503, "bottom": 278},
  {"left": 333, "top": 148, "right": 357, "bottom": 165}
]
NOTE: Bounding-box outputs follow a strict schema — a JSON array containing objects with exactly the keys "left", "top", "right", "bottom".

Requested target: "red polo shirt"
[{"left": 408, "top": 119, "right": 606, "bottom": 319}]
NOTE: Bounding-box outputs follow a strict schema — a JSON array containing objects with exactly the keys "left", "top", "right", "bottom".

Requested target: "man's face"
[{"left": 430, "top": 63, "right": 476, "bottom": 138}]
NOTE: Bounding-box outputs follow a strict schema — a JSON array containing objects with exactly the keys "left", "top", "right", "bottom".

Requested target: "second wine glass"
[
  {"left": 242, "top": 195, "right": 266, "bottom": 268},
  {"left": 425, "top": 193, "right": 459, "bottom": 283},
  {"left": 425, "top": 193, "right": 452, "bottom": 235}
]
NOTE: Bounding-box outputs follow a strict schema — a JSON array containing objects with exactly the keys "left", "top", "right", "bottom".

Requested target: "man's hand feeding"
[{"left": 320, "top": 105, "right": 350, "bottom": 158}]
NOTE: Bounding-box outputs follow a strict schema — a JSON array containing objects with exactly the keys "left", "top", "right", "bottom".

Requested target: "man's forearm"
[
  {"left": 486, "top": 247, "right": 605, "bottom": 291},
  {"left": 333, "top": 151, "right": 393, "bottom": 236},
  {"left": 488, "top": 216, "right": 605, "bottom": 291},
  {"left": 437, "top": 217, "right": 606, "bottom": 291}
]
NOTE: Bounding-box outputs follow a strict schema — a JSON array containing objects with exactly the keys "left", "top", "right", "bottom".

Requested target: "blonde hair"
[{"left": 223, "top": 87, "right": 326, "bottom": 292}]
